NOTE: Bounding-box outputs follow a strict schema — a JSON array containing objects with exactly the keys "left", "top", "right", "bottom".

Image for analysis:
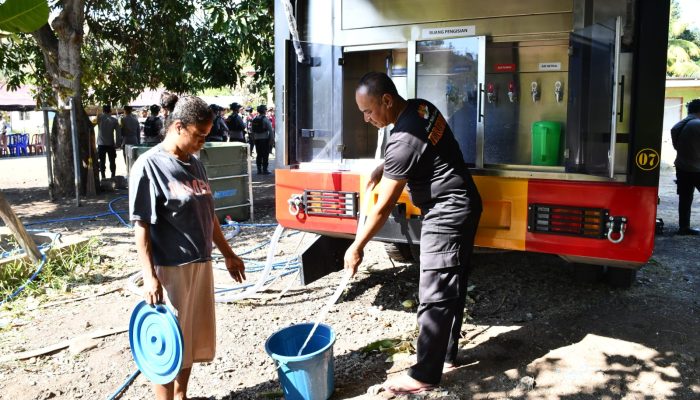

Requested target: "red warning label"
[{"left": 494, "top": 63, "right": 516, "bottom": 72}]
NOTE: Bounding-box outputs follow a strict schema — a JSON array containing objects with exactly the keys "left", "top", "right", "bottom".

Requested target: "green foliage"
[
  {"left": 81, "top": 0, "right": 274, "bottom": 106},
  {"left": 0, "top": 238, "right": 100, "bottom": 304},
  {"left": 0, "top": 0, "right": 49, "bottom": 33},
  {"left": 668, "top": 0, "right": 700, "bottom": 77},
  {"left": 0, "top": 0, "right": 274, "bottom": 107}
]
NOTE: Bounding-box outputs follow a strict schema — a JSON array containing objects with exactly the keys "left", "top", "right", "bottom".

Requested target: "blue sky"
[{"left": 679, "top": 0, "right": 700, "bottom": 29}]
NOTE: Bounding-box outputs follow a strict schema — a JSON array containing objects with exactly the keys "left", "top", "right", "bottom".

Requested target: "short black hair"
[
  {"left": 688, "top": 99, "right": 700, "bottom": 114},
  {"left": 124, "top": 105, "right": 133, "bottom": 113},
  {"left": 103, "top": 105, "right": 111, "bottom": 113},
  {"left": 257, "top": 104, "right": 267, "bottom": 114},
  {"left": 149, "top": 104, "right": 161, "bottom": 115},
  {"left": 357, "top": 72, "right": 399, "bottom": 99}
]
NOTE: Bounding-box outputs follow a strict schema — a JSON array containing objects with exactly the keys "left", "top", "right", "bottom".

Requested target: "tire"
[
  {"left": 605, "top": 267, "right": 637, "bottom": 288},
  {"left": 384, "top": 243, "right": 414, "bottom": 263}
]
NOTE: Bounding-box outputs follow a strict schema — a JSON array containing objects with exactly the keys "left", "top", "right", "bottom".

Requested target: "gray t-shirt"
[
  {"left": 121, "top": 114, "right": 140, "bottom": 145},
  {"left": 383, "top": 99, "right": 481, "bottom": 229},
  {"left": 97, "top": 114, "right": 121, "bottom": 146},
  {"left": 129, "top": 145, "right": 215, "bottom": 266}
]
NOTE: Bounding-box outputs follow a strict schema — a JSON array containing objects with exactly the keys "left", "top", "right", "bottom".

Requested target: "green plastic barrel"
[
  {"left": 531, "top": 121, "right": 562, "bottom": 166},
  {"left": 126, "top": 144, "right": 157, "bottom": 175},
  {"left": 201, "top": 142, "right": 250, "bottom": 222}
]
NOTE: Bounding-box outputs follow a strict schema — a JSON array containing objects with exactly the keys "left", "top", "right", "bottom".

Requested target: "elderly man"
[{"left": 344, "top": 72, "right": 482, "bottom": 394}]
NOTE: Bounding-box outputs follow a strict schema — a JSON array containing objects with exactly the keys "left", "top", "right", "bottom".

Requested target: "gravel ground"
[{"left": 0, "top": 152, "right": 698, "bottom": 400}]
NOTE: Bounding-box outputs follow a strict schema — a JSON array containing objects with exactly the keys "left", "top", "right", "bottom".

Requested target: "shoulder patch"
[{"left": 417, "top": 104, "right": 430, "bottom": 120}]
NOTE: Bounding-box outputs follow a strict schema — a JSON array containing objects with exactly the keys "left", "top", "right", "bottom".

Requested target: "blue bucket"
[{"left": 264, "top": 323, "right": 336, "bottom": 400}]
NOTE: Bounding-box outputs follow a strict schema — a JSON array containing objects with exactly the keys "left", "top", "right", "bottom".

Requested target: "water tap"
[
  {"left": 531, "top": 81, "right": 539, "bottom": 103},
  {"left": 487, "top": 82, "right": 497, "bottom": 104},
  {"left": 554, "top": 81, "right": 563, "bottom": 103},
  {"left": 508, "top": 81, "right": 517, "bottom": 103}
]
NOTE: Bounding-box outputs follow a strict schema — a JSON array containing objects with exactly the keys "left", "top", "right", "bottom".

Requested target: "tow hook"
[
  {"left": 288, "top": 194, "right": 304, "bottom": 216},
  {"left": 606, "top": 216, "right": 627, "bottom": 244}
]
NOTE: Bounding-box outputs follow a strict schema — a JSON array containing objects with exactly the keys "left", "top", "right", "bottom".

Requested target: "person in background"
[
  {"left": 120, "top": 105, "right": 141, "bottom": 162},
  {"left": 225, "top": 102, "right": 246, "bottom": 143},
  {"left": 0, "top": 114, "right": 8, "bottom": 156},
  {"left": 267, "top": 107, "right": 276, "bottom": 130},
  {"left": 97, "top": 104, "right": 121, "bottom": 179},
  {"left": 143, "top": 104, "right": 163, "bottom": 144},
  {"left": 205, "top": 104, "right": 229, "bottom": 142},
  {"left": 245, "top": 106, "right": 255, "bottom": 155},
  {"left": 344, "top": 72, "right": 482, "bottom": 395},
  {"left": 250, "top": 105, "right": 274, "bottom": 174},
  {"left": 129, "top": 95, "right": 245, "bottom": 400},
  {"left": 671, "top": 98, "right": 700, "bottom": 236}
]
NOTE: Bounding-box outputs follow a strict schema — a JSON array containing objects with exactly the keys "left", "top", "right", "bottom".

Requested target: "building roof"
[
  {"left": 666, "top": 78, "right": 700, "bottom": 88},
  {"left": 0, "top": 84, "right": 37, "bottom": 111},
  {"left": 0, "top": 85, "right": 245, "bottom": 112}
]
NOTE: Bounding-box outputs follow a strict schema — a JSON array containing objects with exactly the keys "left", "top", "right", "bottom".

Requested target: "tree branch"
[{"left": 31, "top": 24, "right": 60, "bottom": 81}]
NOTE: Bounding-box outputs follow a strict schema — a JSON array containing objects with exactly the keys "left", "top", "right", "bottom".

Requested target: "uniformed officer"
[{"left": 344, "top": 72, "right": 482, "bottom": 395}]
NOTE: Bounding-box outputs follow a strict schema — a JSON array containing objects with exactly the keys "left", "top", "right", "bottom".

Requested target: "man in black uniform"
[
  {"left": 671, "top": 98, "right": 700, "bottom": 235},
  {"left": 344, "top": 72, "right": 482, "bottom": 394}
]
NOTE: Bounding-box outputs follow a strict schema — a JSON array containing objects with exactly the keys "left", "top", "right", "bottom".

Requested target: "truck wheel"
[
  {"left": 384, "top": 243, "right": 414, "bottom": 263},
  {"left": 605, "top": 267, "right": 637, "bottom": 288}
]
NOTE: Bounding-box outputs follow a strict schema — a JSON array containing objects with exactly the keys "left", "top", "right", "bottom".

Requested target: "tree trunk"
[{"left": 32, "top": 0, "right": 97, "bottom": 198}]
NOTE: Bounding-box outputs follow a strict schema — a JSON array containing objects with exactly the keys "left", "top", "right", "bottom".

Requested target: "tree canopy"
[
  {"left": 0, "top": 0, "right": 274, "bottom": 107},
  {"left": 668, "top": 0, "right": 700, "bottom": 77}
]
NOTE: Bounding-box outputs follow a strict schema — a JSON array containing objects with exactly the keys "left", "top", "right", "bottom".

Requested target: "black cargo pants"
[
  {"left": 677, "top": 169, "right": 700, "bottom": 229},
  {"left": 408, "top": 210, "right": 481, "bottom": 385}
]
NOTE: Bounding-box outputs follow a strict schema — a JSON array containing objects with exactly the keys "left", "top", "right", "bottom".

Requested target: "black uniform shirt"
[{"left": 383, "top": 99, "right": 481, "bottom": 228}]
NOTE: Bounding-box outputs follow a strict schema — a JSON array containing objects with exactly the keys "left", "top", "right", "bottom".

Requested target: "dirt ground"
[{"left": 0, "top": 152, "right": 698, "bottom": 400}]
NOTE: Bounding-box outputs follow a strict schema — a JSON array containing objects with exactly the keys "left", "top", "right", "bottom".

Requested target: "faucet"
[
  {"left": 531, "top": 81, "right": 539, "bottom": 103},
  {"left": 554, "top": 81, "right": 563, "bottom": 103}
]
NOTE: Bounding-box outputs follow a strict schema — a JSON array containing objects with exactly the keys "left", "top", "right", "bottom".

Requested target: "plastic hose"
[
  {"left": 108, "top": 196, "right": 131, "bottom": 228},
  {"left": 105, "top": 369, "right": 140, "bottom": 400},
  {"left": 0, "top": 252, "right": 48, "bottom": 306},
  {"left": 214, "top": 224, "right": 285, "bottom": 302}
]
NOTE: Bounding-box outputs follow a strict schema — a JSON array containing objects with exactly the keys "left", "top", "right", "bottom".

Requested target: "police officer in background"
[
  {"left": 225, "top": 102, "right": 247, "bottom": 143},
  {"left": 205, "top": 104, "right": 229, "bottom": 142},
  {"left": 250, "top": 105, "right": 274, "bottom": 174}
]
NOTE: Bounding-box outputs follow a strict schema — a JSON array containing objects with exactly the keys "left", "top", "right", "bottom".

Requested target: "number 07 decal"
[{"left": 635, "top": 148, "right": 660, "bottom": 171}]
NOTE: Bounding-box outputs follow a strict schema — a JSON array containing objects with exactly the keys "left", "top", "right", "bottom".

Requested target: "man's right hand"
[
  {"left": 343, "top": 243, "right": 364, "bottom": 277},
  {"left": 143, "top": 273, "right": 163, "bottom": 305}
]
